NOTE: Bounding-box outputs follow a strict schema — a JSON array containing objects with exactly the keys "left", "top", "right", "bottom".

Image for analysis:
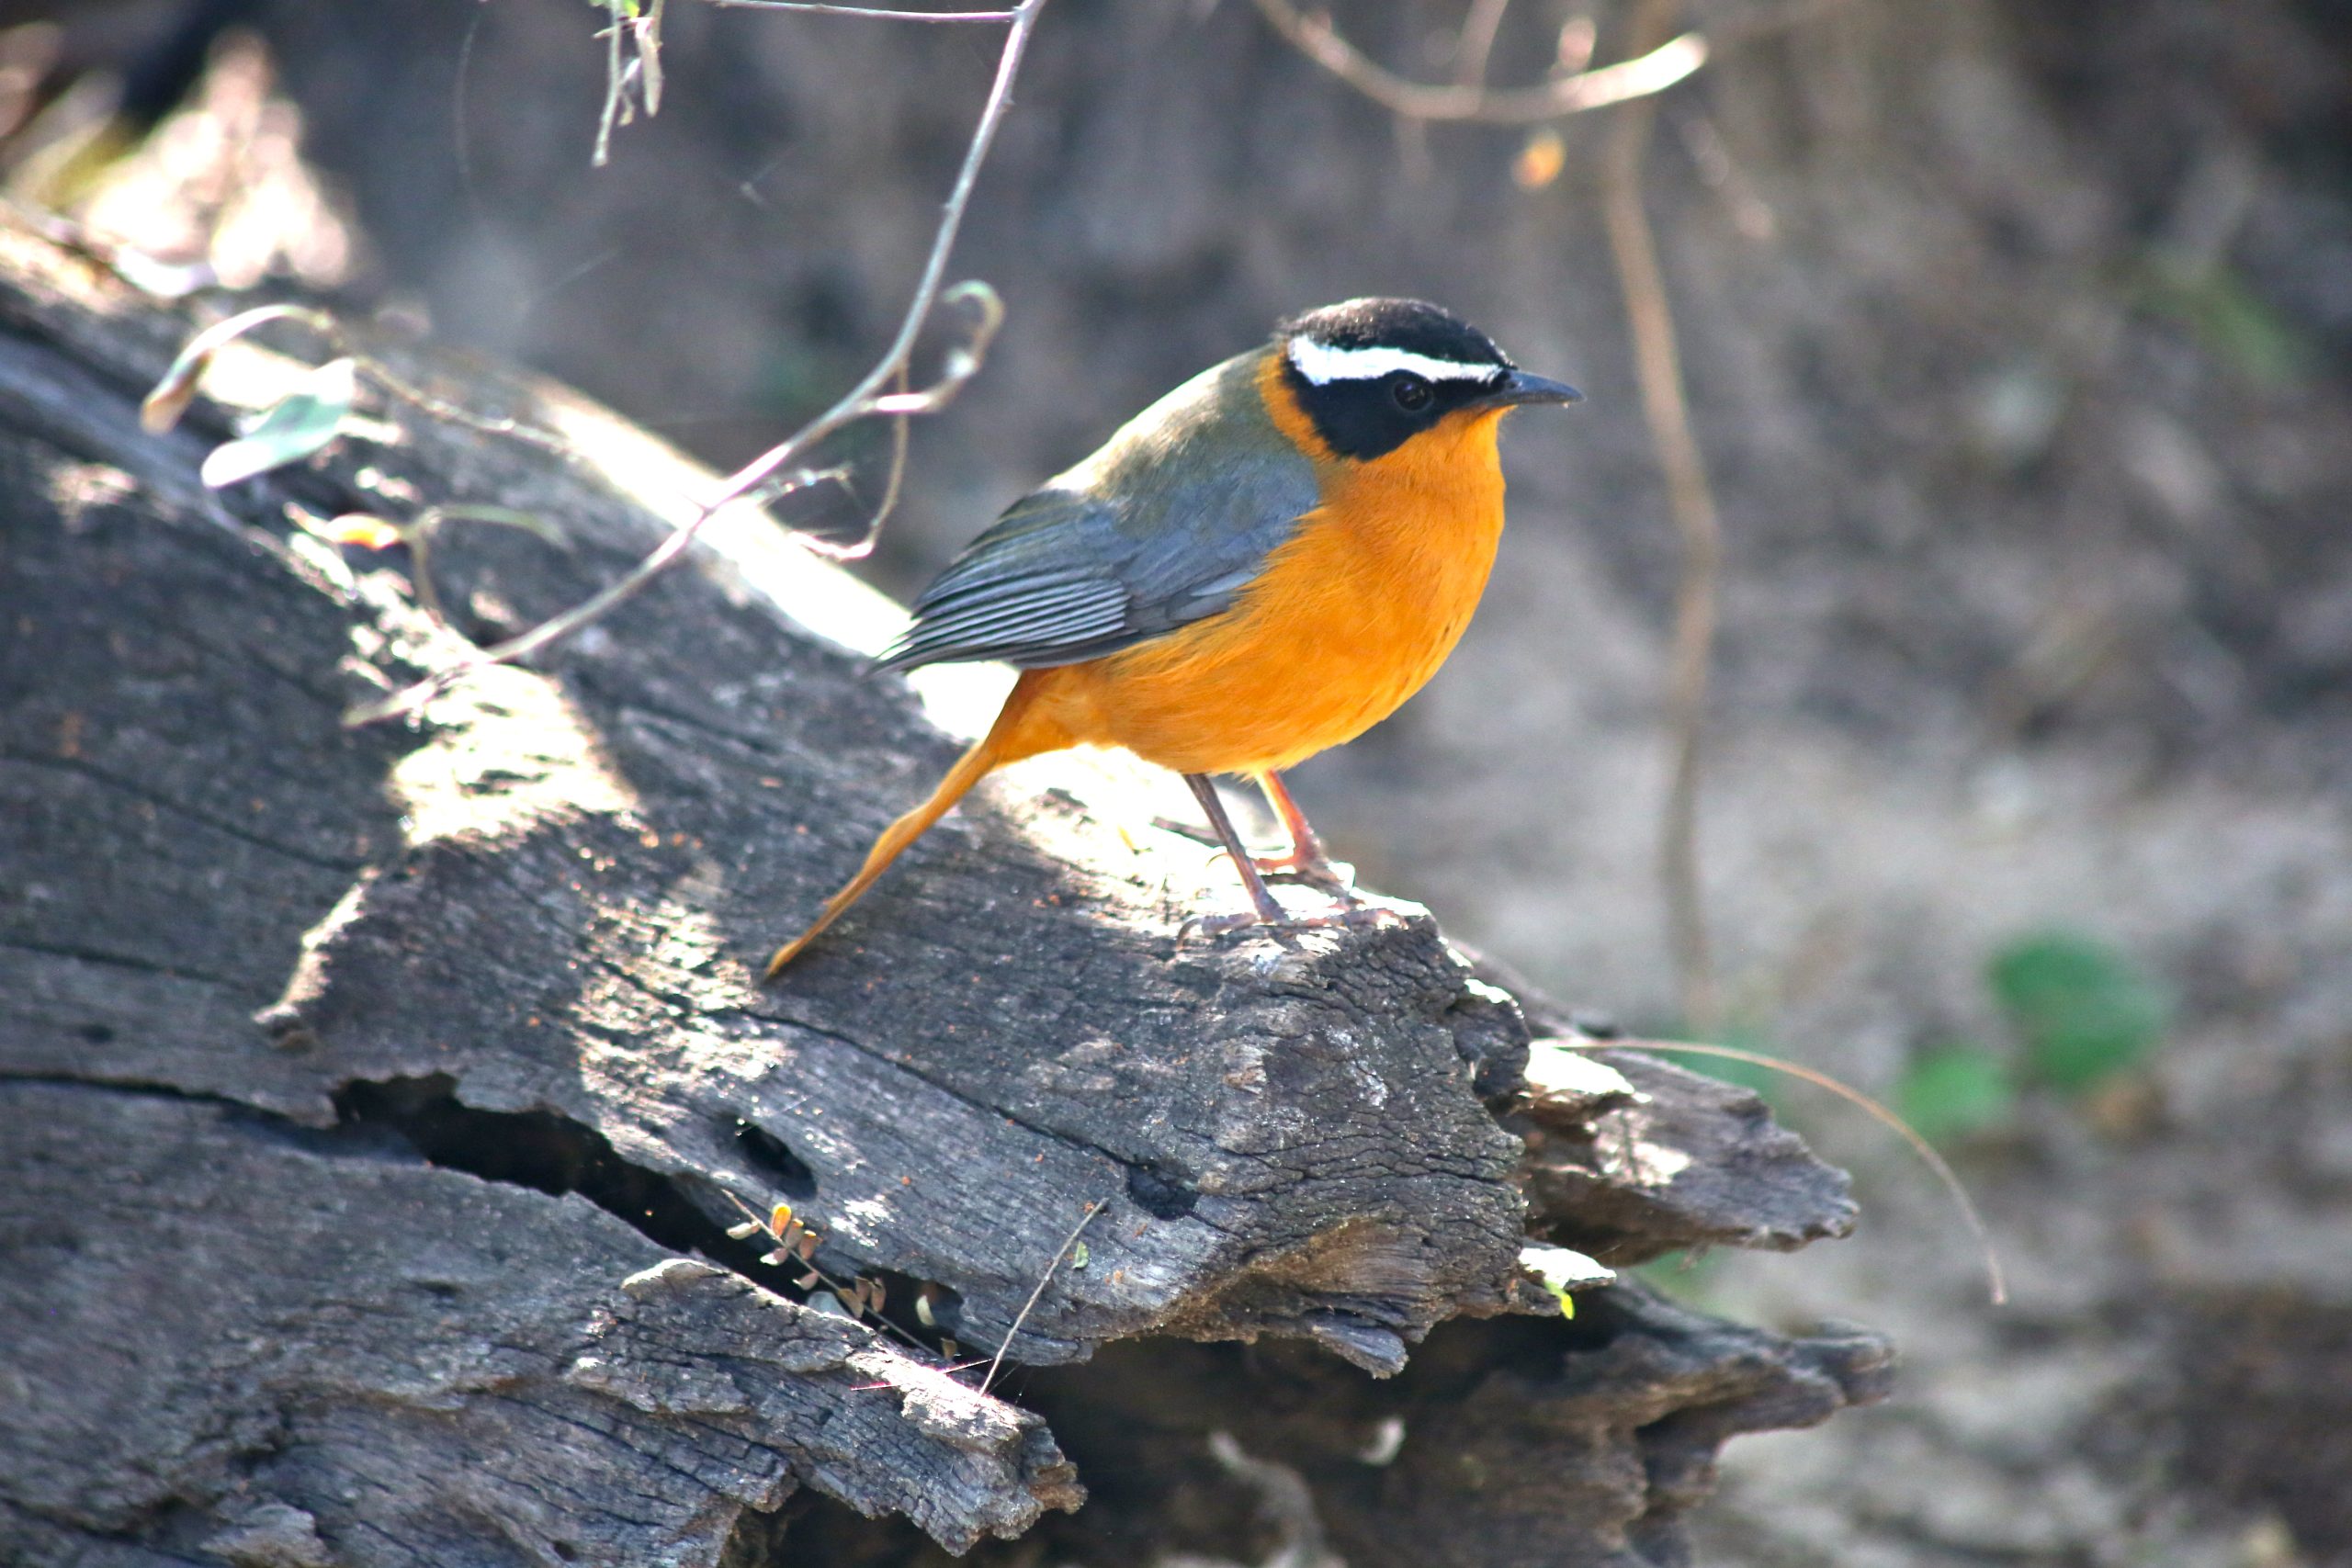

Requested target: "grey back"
[{"left": 876, "top": 349, "right": 1319, "bottom": 672}]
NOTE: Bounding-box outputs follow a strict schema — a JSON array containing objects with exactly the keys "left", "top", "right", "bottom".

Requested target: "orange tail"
[{"left": 763, "top": 671, "right": 1063, "bottom": 978}]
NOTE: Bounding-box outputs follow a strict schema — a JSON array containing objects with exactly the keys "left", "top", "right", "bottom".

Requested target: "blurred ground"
[{"left": 17, "top": 0, "right": 2350, "bottom": 1562}]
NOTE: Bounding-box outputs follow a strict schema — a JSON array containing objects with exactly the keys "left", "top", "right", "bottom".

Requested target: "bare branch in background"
[
  {"left": 1451, "top": 0, "right": 1515, "bottom": 87},
  {"left": 345, "top": 0, "right": 1046, "bottom": 726},
  {"left": 1599, "top": 0, "right": 1723, "bottom": 1034},
  {"left": 1250, "top": 0, "right": 1706, "bottom": 122}
]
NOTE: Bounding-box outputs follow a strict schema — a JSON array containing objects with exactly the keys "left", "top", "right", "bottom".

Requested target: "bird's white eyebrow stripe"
[{"left": 1286, "top": 337, "right": 1500, "bottom": 386}]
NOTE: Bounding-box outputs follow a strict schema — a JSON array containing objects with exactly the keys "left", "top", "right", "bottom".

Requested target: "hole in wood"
[
  {"left": 1125, "top": 1163, "right": 1197, "bottom": 1220},
  {"left": 729, "top": 1116, "right": 819, "bottom": 1201}
]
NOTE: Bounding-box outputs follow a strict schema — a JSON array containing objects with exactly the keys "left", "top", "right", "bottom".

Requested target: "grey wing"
[
  {"left": 874, "top": 491, "right": 1136, "bottom": 671},
  {"left": 875, "top": 435, "right": 1317, "bottom": 674}
]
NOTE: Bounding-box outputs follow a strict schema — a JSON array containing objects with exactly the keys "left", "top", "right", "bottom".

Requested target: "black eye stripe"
[{"left": 1283, "top": 361, "right": 1463, "bottom": 461}]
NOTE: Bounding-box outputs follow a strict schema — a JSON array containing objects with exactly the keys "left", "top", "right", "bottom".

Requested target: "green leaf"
[
  {"left": 200, "top": 357, "right": 359, "bottom": 488},
  {"left": 1988, "top": 930, "right": 2168, "bottom": 1091},
  {"left": 1895, "top": 1043, "right": 2017, "bottom": 1145},
  {"left": 2138, "top": 254, "right": 2312, "bottom": 388}
]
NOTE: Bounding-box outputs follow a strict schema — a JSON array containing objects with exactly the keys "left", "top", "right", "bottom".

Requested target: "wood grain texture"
[{"left": 0, "top": 212, "right": 1880, "bottom": 1565}]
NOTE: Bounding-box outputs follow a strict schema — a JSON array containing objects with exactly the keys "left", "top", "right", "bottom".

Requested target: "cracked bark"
[{"left": 0, "top": 212, "right": 1884, "bottom": 1567}]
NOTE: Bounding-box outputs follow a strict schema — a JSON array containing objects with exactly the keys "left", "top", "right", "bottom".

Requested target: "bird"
[{"left": 764, "top": 297, "right": 1579, "bottom": 977}]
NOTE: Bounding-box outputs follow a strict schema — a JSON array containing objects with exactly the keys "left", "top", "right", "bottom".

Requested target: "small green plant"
[
  {"left": 1894, "top": 1043, "right": 2017, "bottom": 1145},
  {"left": 1987, "top": 929, "right": 2169, "bottom": 1092},
  {"left": 1632, "top": 1248, "right": 1724, "bottom": 1304},
  {"left": 2133, "top": 252, "right": 2312, "bottom": 388}
]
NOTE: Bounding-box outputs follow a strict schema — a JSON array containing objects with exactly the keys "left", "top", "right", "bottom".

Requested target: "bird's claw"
[
  {"left": 1174, "top": 899, "right": 1397, "bottom": 947},
  {"left": 1250, "top": 853, "right": 1360, "bottom": 899},
  {"left": 1176, "top": 909, "right": 1261, "bottom": 944}
]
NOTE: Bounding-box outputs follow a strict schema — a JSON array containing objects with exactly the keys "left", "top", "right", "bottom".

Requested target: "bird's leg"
[
  {"left": 1251, "top": 772, "right": 1358, "bottom": 899},
  {"left": 1179, "top": 773, "right": 1385, "bottom": 942},
  {"left": 1181, "top": 773, "right": 1290, "bottom": 937}
]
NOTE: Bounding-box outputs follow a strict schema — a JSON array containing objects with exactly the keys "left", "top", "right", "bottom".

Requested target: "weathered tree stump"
[{"left": 0, "top": 212, "right": 1886, "bottom": 1567}]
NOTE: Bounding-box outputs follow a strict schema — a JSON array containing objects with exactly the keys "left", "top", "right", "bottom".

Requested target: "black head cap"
[
  {"left": 1273, "top": 297, "right": 1577, "bottom": 462},
  {"left": 1280, "top": 298, "right": 1511, "bottom": 371}
]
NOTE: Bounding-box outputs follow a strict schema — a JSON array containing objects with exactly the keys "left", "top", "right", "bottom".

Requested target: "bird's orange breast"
[{"left": 1014, "top": 358, "right": 1512, "bottom": 776}]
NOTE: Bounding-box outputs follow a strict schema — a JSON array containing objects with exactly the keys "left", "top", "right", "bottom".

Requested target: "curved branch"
[
  {"left": 1597, "top": 0, "right": 1724, "bottom": 1032},
  {"left": 1250, "top": 0, "right": 1706, "bottom": 123}
]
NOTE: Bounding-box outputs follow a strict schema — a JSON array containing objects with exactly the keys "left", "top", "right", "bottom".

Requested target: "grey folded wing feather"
[{"left": 875, "top": 404, "right": 1318, "bottom": 673}]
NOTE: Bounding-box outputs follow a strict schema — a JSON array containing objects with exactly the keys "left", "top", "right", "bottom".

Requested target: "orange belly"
[{"left": 1012, "top": 407, "right": 1511, "bottom": 776}]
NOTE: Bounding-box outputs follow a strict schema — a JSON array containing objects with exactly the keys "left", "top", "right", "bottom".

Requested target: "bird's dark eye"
[{"left": 1391, "top": 375, "right": 1433, "bottom": 412}]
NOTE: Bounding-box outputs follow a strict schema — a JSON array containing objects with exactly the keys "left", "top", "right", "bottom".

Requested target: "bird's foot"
[
  {"left": 1152, "top": 818, "right": 1359, "bottom": 895},
  {"left": 1250, "top": 851, "right": 1360, "bottom": 899},
  {"left": 1176, "top": 898, "right": 1400, "bottom": 946}
]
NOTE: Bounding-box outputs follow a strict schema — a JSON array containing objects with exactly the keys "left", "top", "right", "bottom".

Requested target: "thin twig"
[
  {"left": 1599, "top": 0, "right": 1721, "bottom": 1035},
  {"left": 345, "top": 0, "right": 1046, "bottom": 727},
  {"left": 979, "top": 1199, "right": 1102, "bottom": 1395},
  {"left": 594, "top": 2, "right": 628, "bottom": 166},
  {"left": 1565, "top": 1037, "right": 2008, "bottom": 1306},
  {"left": 1251, "top": 0, "right": 1706, "bottom": 122},
  {"left": 355, "top": 357, "right": 573, "bottom": 457},
  {"left": 639, "top": 0, "right": 668, "bottom": 116},
  {"left": 594, "top": 0, "right": 668, "bottom": 164},
  {"left": 858, "top": 362, "right": 915, "bottom": 546}
]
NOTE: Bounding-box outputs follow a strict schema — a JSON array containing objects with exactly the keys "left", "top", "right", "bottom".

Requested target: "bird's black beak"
[{"left": 1472, "top": 369, "right": 1584, "bottom": 410}]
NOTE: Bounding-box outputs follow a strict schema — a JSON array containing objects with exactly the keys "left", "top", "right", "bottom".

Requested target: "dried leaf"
[
  {"left": 141, "top": 303, "right": 330, "bottom": 434},
  {"left": 318, "top": 513, "right": 406, "bottom": 551},
  {"left": 1514, "top": 129, "right": 1566, "bottom": 189}
]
